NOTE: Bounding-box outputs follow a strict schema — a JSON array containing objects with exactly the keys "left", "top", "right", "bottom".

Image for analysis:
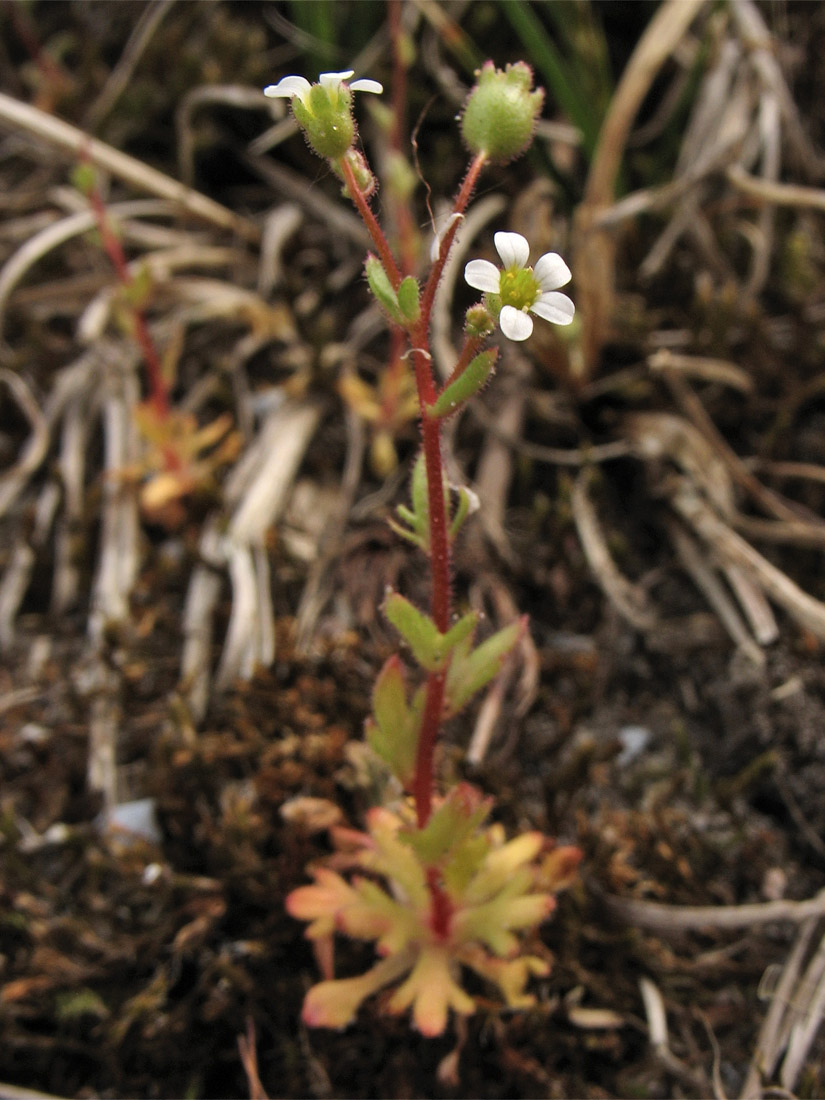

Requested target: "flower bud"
[
  {"left": 461, "top": 61, "right": 544, "bottom": 164},
  {"left": 464, "top": 303, "right": 495, "bottom": 338},
  {"left": 336, "top": 149, "right": 377, "bottom": 199}
]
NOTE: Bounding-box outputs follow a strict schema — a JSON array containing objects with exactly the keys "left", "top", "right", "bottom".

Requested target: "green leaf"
[
  {"left": 383, "top": 592, "right": 442, "bottom": 670},
  {"left": 365, "top": 256, "right": 403, "bottom": 324},
  {"left": 445, "top": 618, "right": 524, "bottom": 715},
  {"left": 449, "top": 485, "right": 479, "bottom": 542},
  {"left": 366, "top": 655, "right": 421, "bottom": 787},
  {"left": 439, "top": 611, "right": 479, "bottom": 658},
  {"left": 428, "top": 350, "right": 497, "bottom": 419},
  {"left": 397, "top": 276, "right": 421, "bottom": 322},
  {"left": 373, "top": 654, "right": 408, "bottom": 737},
  {"left": 411, "top": 452, "right": 429, "bottom": 525},
  {"left": 384, "top": 594, "right": 481, "bottom": 672},
  {"left": 405, "top": 783, "right": 490, "bottom": 866}
]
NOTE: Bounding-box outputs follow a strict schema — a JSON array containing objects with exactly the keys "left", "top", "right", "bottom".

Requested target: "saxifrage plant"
[{"left": 265, "top": 61, "right": 581, "bottom": 1036}]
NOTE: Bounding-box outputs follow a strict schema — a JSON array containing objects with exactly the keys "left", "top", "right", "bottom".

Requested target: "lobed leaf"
[
  {"left": 445, "top": 618, "right": 524, "bottom": 715},
  {"left": 383, "top": 592, "right": 442, "bottom": 669},
  {"left": 366, "top": 655, "right": 421, "bottom": 787}
]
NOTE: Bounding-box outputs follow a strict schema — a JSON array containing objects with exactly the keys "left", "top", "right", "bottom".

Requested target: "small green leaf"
[
  {"left": 385, "top": 595, "right": 481, "bottom": 672},
  {"left": 71, "top": 162, "right": 98, "bottom": 197},
  {"left": 449, "top": 485, "right": 479, "bottom": 541},
  {"left": 373, "top": 654, "right": 408, "bottom": 736},
  {"left": 438, "top": 611, "right": 479, "bottom": 660},
  {"left": 445, "top": 618, "right": 524, "bottom": 715},
  {"left": 405, "top": 783, "right": 490, "bottom": 865},
  {"left": 428, "top": 350, "right": 497, "bottom": 419},
  {"left": 365, "top": 256, "right": 403, "bottom": 324},
  {"left": 411, "top": 452, "right": 429, "bottom": 524},
  {"left": 366, "top": 656, "right": 421, "bottom": 787},
  {"left": 397, "top": 276, "right": 421, "bottom": 322},
  {"left": 387, "top": 515, "right": 426, "bottom": 549},
  {"left": 384, "top": 592, "right": 442, "bottom": 670}
]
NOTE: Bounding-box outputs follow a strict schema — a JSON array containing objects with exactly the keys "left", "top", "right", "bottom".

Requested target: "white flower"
[
  {"left": 264, "top": 70, "right": 383, "bottom": 106},
  {"left": 464, "top": 231, "right": 574, "bottom": 342}
]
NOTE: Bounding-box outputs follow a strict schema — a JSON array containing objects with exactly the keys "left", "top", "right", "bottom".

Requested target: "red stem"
[
  {"left": 338, "top": 155, "right": 402, "bottom": 288},
  {"left": 341, "top": 146, "right": 489, "bottom": 827},
  {"left": 420, "top": 153, "right": 487, "bottom": 323},
  {"left": 87, "top": 184, "right": 170, "bottom": 420},
  {"left": 408, "top": 155, "right": 487, "bottom": 826}
]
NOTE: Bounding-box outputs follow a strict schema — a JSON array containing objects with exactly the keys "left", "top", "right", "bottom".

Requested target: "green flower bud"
[
  {"left": 461, "top": 61, "right": 544, "bottom": 164},
  {"left": 335, "top": 149, "right": 377, "bottom": 199},
  {"left": 464, "top": 303, "right": 495, "bottom": 338}
]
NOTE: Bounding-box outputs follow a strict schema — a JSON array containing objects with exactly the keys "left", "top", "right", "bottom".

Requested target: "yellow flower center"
[{"left": 498, "top": 267, "right": 539, "bottom": 312}]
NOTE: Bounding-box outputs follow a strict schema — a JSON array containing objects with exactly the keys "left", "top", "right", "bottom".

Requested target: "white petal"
[
  {"left": 264, "top": 75, "right": 312, "bottom": 100},
  {"left": 494, "top": 232, "right": 529, "bottom": 271},
  {"left": 319, "top": 71, "right": 355, "bottom": 88},
  {"left": 350, "top": 78, "right": 383, "bottom": 95},
  {"left": 500, "top": 305, "right": 533, "bottom": 341},
  {"left": 464, "top": 259, "right": 501, "bottom": 294},
  {"left": 531, "top": 292, "right": 575, "bottom": 326},
  {"left": 533, "top": 252, "right": 572, "bottom": 291}
]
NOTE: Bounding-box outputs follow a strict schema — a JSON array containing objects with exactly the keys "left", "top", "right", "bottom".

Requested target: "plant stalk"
[{"left": 342, "top": 150, "right": 488, "bottom": 827}]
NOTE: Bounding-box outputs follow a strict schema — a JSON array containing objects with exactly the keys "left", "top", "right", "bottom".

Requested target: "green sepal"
[
  {"left": 397, "top": 276, "right": 421, "bottom": 323},
  {"left": 445, "top": 617, "right": 524, "bottom": 716},
  {"left": 365, "top": 256, "right": 403, "bottom": 324},
  {"left": 366, "top": 655, "right": 422, "bottom": 788},
  {"left": 428, "top": 350, "right": 497, "bottom": 420}
]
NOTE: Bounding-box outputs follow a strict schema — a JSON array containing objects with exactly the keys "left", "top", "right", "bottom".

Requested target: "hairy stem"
[
  {"left": 338, "top": 153, "right": 402, "bottom": 288},
  {"left": 342, "top": 149, "right": 489, "bottom": 827},
  {"left": 420, "top": 152, "right": 487, "bottom": 322}
]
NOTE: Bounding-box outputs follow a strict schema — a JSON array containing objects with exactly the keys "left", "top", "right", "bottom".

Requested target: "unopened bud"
[
  {"left": 461, "top": 61, "right": 544, "bottom": 164},
  {"left": 465, "top": 303, "right": 495, "bottom": 338}
]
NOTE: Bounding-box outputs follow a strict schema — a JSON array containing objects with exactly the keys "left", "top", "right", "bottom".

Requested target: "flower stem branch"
[
  {"left": 338, "top": 153, "right": 402, "bottom": 288},
  {"left": 420, "top": 152, "right": 487, "bottom": 322}
]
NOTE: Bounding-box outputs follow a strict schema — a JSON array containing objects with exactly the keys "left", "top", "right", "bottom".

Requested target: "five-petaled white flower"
[
  {"left": 264, "top": 70, "right": 383, "bottom": 105},
  {"left": 464, "top": 231, "right": 574, "bottom": 342}
]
